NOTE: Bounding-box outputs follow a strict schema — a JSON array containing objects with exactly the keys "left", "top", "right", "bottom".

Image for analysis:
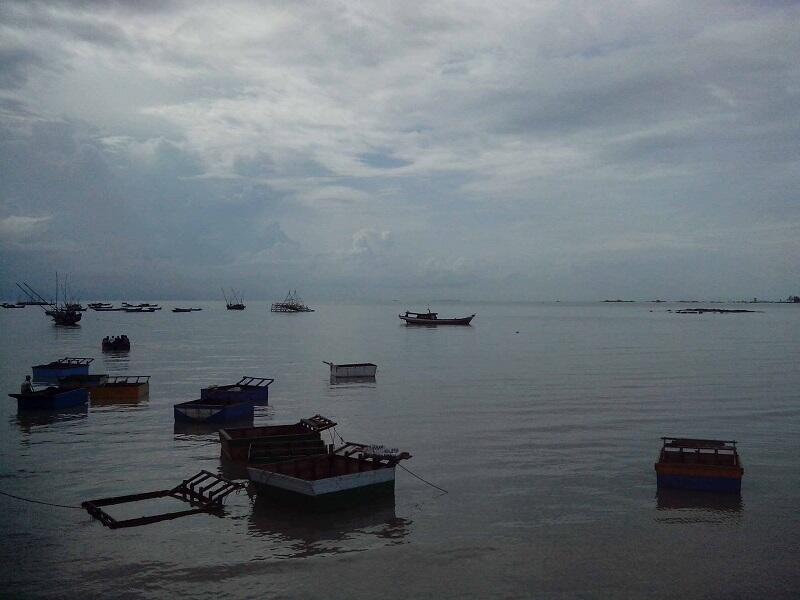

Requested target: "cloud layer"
[{"left": 1, "top": 0, "right": 798, "bottom": 299}]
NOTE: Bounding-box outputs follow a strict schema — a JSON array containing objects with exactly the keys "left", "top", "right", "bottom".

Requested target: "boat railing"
[
  {"left": 55, "top": 357, "right": 95, "bottom": 367},
  {"left": 234, "top": 376, "right": 274, "bottom": 388},
  {"left": 300, "top": 414, "right": 337, "bottom": 432},
  {"left": 105, "top": 375, "right": 150, "bottom": 385}
]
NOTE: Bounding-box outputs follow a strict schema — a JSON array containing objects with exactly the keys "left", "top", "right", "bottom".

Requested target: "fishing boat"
[
  {"left": 399, "top": 309, "right": 475, "bottom": 325},
  {"left": 174, "top": 397, "right": 254, "bottom": 424},
  {"left": 201, "top": 376, "right": 274, "bottom": 406},
  {"left": 91, "top": 305, "right": 124, "bottom": 311},
  {"left": 247, "top": 443, "right": 411, "bottom": 506},
  {"left": 1, "top": 302, "right": 24, "bottom": 308},
  {"left": 102, "top": 335, "right": 130, "bottom": 351},
  {"left": 172, "top": 307, "right": 202, "bottom": 312},
  {"left": 17, "top": 278, "right": 83, "bottom": 325},
  {"left": 31, "top": 357, "right": 94, "bottom": 383},
  {"left": 655, "top": 437, "right": 744, "bottom": 493},
  {"left": 88, "top": 302, "right": 112, "bottom": 309},
  {"left": 271, "top": 290, "right": 314, "bottom": 312},
  {"left": 223, "top": 288, "right": 245, "bottom": 310},
  {"left": 324, "top": 361, "right": 377, "bottom": 378},
  {"left": 90, "top": 376, "right": 150, "bottom": 403},
  {"left": 219, "top": 415, "right": 336, "bottom": 462},
  {"left": 9, "top": 386, "right": 89, "bottom": 410}
]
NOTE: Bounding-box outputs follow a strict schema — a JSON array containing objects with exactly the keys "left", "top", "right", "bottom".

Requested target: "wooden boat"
[
  {"left": 92, "top": 305, "right": 124, "bottom": 311},
  {"left": 324, "top": 361, "right": 377, "bottom": 378},
  {"left": 88, "top": 302, "right": 112, "bottom": 309},
  {"left": 172, "top": 307, "right": 202, "bottom": 312},
  {"left": 271, "top": 290, "right": 314, "bottom": 312},
  {"left": 1, "top": 302, "right": 24, "bottom": 308},
  {"left": 174, "top": 397, "right": 254, "bottom": 424},
  {"left": 32, "top": 357, "right": 94, "bottom": 382},
  {"left": 102, "top": 335, "right": 130, "bottom": 351},
  {"left": 91, "top": 376, "right": 150, "bottom": 402},
  {"left": 655, "top": 437, "right": 744, "bottom": 493},
  {"left": 201, "top": 376, "right": 274, "bottom": 406},
  {"left": 9, "top": 386, "right": 89, "bottom": 410},
  {"left": 398, "top": 310, "right": 475, "bottom": 325},
  {"left": 219, "top": 415, "right": 336, "bottom": 463},
  {"left": 247, "top": 443, "right": 411, "bottom": 507},
  {"left": 51, "top": 307, "right": 82, "bottom": 325},
  {"left": 123, "top": 306, "right": 157, "bottom": 313}
]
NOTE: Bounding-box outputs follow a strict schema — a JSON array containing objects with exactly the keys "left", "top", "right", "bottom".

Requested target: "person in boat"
[{"left": 20, "top": 375, "right": 34, "bottom": 394}]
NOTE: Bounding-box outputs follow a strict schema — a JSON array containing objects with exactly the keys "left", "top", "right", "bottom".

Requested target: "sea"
[{"left": 1, "top": 301, "right": 798, "bottom": 599}]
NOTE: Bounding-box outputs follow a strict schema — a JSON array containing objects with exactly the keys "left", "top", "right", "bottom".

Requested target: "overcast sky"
[{"left": 1, "top": 1, "right": 798, "bottom": 301}]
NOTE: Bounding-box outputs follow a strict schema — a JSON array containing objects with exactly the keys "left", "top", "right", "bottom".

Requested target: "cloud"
[
  {"left": 0, "top": 214, "right": 51, "bottom": 239},
  {"left": 350, "top": 229, "right": 393, "bottom": 257}
]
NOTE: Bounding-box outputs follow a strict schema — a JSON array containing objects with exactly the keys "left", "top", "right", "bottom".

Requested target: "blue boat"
[
  {"left": 655, "top": 437, "right": 744, "bottom": 493},
  {"left": 173, "top": 398, "right": 254, "bottom": 424},
  {"left": 9, "top": 386, "right": 89, "bottom": 410},
  {"left": 200, "top": 376, "right": 274, "bottom": 406},
  {"left": 31, "top": 357, "right": 94, "bottom": 383}
]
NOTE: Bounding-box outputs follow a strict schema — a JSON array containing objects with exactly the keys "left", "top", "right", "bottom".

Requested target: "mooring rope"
[
  {"left": 0, "top": 489, "right": 82, "bottom": 510},
  {"left": 397, "top": 463, "right": 449, "bottom": 494}
]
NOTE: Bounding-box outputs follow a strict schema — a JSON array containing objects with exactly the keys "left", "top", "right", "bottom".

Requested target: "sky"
[{"left": 0, "top": 0, "right": 798, "bottom": 301}]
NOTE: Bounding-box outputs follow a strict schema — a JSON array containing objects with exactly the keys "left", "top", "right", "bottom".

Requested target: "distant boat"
[
  {"left": 655, "top": 437, "right": 744, "bottom": 493},
  {"left": 174, "top": 397, "right": 254, "bottom": 424},
  {"left": 102, "top": 335, "right": 130, "bottom": 352},
  {"left": 1, "top": 302, "right": 24, "bottom": 308},
  {"left": 271, "top": 290, "right": 313, "bottom": 312},
  {"left": 17, "top": 278, "right": 83, "bottom": 326},
  {"left": 222, "top": 288, "right": 245, "bottom": 310},
  {"left": 172, "top": 307, "right": 202, "bottom": 312},
  {"left": 399, "top": 310, "right": 475, "bottom": 325},
  {"left": 201, "top": 376, "right": 274, "bottom": 406},
  {"left": 324, "top": 361, "right": 377, "bottom": 378}
]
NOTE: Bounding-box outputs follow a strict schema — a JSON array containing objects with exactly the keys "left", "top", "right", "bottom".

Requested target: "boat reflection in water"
[
  {"left": 655, "top": 489, "right": 743, "bottom": 524},
  {"left": 247, "top": 495, "right": 410, "bottom": 558},
  {"left": 329, "top": 375, "right": 377, "bottom": 386},
  {"left": 13, "top": 405, "right": 89, "bottom": 433},
  {"left": 101, "top": 351, "right": 130, "bottom": 372}
]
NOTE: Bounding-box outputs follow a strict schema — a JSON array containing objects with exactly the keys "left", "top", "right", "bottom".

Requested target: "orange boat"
[
  {"left": 91, "top": 375, "right": 150, "bottom": 403},
  {"left": 655, "top": 437, "right": 743, "bottom": 493}
]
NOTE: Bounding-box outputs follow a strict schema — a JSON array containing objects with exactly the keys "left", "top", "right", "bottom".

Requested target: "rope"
[
  {"left": 397, "top": 464, "right": 449, "bottom": 494},
  {"left": 0, "top": 489, "right": 83, "bottom": 509}
]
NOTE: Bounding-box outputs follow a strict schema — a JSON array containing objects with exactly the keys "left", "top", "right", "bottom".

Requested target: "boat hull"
[
  {"left": 91, "top": 383, "right": 149, "bottom": 403},
  {"left": 248, "top": 458, "right": 396, "bottom": 507},
  {"left": 174, "top": 399, "right": 254, "bottom": 424},
  {"left": 327, "top": 363, "right": 377, "bottom": 378},
  {"left": 11, "top": 388, "right": 89, "bottom": 410},
  {"left": 201, "top": 385, "right": 269, "bottom": 405},
  {"left": 655, "top": 464, "right": 742, "bottom": 493},
  {"left": 399, "top": 315, "right": 474, "bottom": 325}
]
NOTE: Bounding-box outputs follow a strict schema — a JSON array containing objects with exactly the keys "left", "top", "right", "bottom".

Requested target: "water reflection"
[
  {"left": 13, "top": 406, "right": 89, "bottom": 432},
  {"left": 655, "top": 489, "right": 743, "bottom": 523},
  {"left": 247, "top": 495, "right": 411, "bottom": 557},
  {"left": 50, "top": 325, "right": 82, "bottom": 341},
  {"left": 330, "top": 375, "right": 377, "bottom": 386},
  {"left": 101, "top": 351, "right": 130, "bottom": 372}
]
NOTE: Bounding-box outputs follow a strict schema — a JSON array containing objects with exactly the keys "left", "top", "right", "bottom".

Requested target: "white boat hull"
[{"left": 247, "top": 464, "right": 395, "bottom": 498}]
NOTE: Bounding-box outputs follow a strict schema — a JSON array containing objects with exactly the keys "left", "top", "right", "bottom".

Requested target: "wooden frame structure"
[{"left": 82, "top": 471, "right": 242, "bottom": 529}]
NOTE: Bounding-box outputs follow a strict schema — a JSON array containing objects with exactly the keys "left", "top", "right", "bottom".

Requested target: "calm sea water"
[{"left": 1, "top": 301, "right": 798, "bottom": 598}]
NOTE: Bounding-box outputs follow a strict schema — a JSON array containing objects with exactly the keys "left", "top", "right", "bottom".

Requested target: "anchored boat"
[
  {"left": 31, "top": 357, "right": 94, "bottom": 383},
  {"left": 9, "top": 386, "right": 89, "bottom": 410},
  {"left": 219, "top": 415, "right": 337, "bottom": 463},
  {"left": 91, "top": 376, "right": 150, "bottom": 403},
  {"left": 399, "top": 310, "right": 475, "bottom": 325},
  {"left": 655, "top": 437, "right": 744, "bottom": 493},
  {"left": 174, "top": 397, "right": 254, "bottom": 424},
  {"left": 324, "top": 361, "right": 377, "bottom": 378},
  {"left": 271, "top": 290, "right": 314, "bottom": 312},
  {"left": 102, "top": 335, "right": 130, "bottom": 352},
  {"left": 201, "top": 376, "right": 274, "bottom": 406},
  {"left": 247, "top": 443, "right": 411, "bottom": 507}
]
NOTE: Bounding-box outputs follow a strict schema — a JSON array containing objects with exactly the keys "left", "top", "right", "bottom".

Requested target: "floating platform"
[
  {"left": 219, "top": 415, "right": 337, "bottom": 463},
  {"left": 9, "top": 386, "right": 89, "bottom": 410},
  {"left": 82, "top": 470, "right": 242, "bottom": 529},
  {"left": 655, "top": 437, "right": 744, "bottom": 493},
  {"left": 174, "top": 397, "right": 254, "bottom": 424},
  {"left": 201, "top": 376, "right": 274, "bottom": 406},
  {"left": 31, "top": 357, "right": 94, "bottom": 383}
]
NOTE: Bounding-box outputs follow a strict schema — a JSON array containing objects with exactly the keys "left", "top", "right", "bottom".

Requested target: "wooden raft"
[{"left": 82, "top": 471, "right": 242, "bottom": 529}]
